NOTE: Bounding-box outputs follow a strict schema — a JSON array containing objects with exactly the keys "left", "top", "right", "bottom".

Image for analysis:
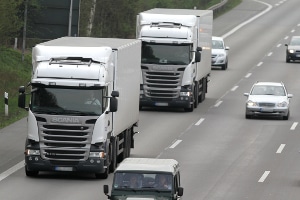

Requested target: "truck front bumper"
[
  {"left": 25, "top": 155, "right": 107, "bottom": 173},
  {"left": 139, "top": 96, "right": 192, "bottom": 108}
]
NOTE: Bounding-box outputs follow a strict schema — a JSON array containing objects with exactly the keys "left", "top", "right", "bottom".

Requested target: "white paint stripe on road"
[
  {"left": 276, "top": 144, "right": 285, "bottom": 154},
  {"left": 290, "top": 122, "right": 298, "bottom": 130},
  {"left": 267, "top": 52, "right": 273, "bottom": 56},
  {"left": 169, "top": 140, "right": 182, "bottom": 149},
  {"left": 291, "top": 29, "right": 295, "bottom": 33},
  {"left": 231, "top": 85, "right": 239, "bottom": 91},
  {"left": 195, "top": 118, "right": 205, "bottom": 126},
  {"left": 258, "top": 171, "right": 270, "bottom": 182},
  {"left": 214, "top": 100, "right": 223, "bottom": 107},
  {"left": 257, "top": 62, "right": 263, "bottom": 67},
  {"left": 245, "top": 73, "right": 252, "bottom": 78},
  {"left": 277, "top": 44, "right": 281, "bottom": 48},
  {"left": 284, "top": 36, "right": 289, "bottom": 40},
  {"left": 0, "top": 161, "right": 24, "bottom": 182}
]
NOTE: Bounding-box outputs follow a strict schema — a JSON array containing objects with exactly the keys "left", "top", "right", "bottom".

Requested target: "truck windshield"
[
  {"left": 30, "top": 87, "right": 106, "bottom": 116},
  {"left": 142, "top": 43, "right": 192, "bottom": 65},
  {"left": 113, "top": 172, "right": 172, "bottom": 191}
]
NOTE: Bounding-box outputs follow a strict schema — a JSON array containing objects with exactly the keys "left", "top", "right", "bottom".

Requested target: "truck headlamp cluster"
[
  {"left": 25, "top": 149, "right": 40, "bottom": 156},
  {"left": 89, "top": 152, "right": 105, "bottom": 158},
  {"left": 180, "top": 91, "right": 191, "bottom": 97}
]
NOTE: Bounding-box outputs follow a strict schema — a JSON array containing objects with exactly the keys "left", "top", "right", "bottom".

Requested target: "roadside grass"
[{"left": 0, "top": 47, "right": 31, "bottom": 128}]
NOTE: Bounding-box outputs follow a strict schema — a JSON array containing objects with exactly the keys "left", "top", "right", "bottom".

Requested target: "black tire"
[
  {"left": 283, "top": 111, "right": 289, "bottom": 120},
  {"left": 286, "top": 56, "right": 290, "bottom": 63},
  {"left": 109, "top": 139, "right": 117, "bottom": 173},
  {"left": 245, "top": 113, "right": 251, "bottom": 119},
  {"left": 194, "top": 82, "right": 199, "bottom": 108},
  {"left": 25, "top": 167, "right": 39, "bottom": 177}
]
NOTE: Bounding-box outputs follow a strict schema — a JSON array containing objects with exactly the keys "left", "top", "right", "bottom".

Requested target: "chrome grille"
[
  {"left": 259, "top": 102, "right": 275, "bottom": 107},
  {"left": 142, "top": 66, "right": 184, "bottom": 99},
  {"left": 37, "top": 116, "right": 95, "bottom": 162}
]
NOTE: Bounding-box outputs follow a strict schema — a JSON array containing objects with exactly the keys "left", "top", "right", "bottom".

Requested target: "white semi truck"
[
  {"left": 136, "top": 8, "right": 213, "bottom": 112},
  {"left": 18, "top": 37, "right": 141, "bottom": 178}
]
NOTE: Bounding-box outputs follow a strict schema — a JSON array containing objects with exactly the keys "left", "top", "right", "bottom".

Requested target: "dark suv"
[{"left": 285, "top": 36, "right": 300, "bottom": 63}]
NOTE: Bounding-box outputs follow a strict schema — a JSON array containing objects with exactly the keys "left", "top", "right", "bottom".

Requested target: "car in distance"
[
  {"left": 285, "top": 36, "right": 300, "bottom": 63},
  {"left": 211, "top": 36, "right": 230, "bottom": 70},
  {"left": 244, "top": 82, "right": 293, "bottom": 120}
]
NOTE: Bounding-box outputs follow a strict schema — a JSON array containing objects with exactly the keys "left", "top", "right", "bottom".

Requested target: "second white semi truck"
[
  {"left": 136, "top": 8, "right": 213, "bottom": 112},
  {"left": 18, "top": 37, "right": 141, "bottom": 178}
]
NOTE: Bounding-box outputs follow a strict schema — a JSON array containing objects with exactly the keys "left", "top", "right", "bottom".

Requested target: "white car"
[
  {"left": 211, "top": 36, "right": 230, "bottom": 70},
  {"left": 244, "top": 82, "right": 293, "bottom": 120}
]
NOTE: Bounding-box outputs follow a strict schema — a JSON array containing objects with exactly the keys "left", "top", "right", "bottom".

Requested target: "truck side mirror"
[
  {"left": 18, "top": 86, "right": 26, "bottom": 109},
  {"left": 103, "top": 185, "right": 111, "bottom": 199},
  {"left": 177, "top": 186, "right": 184, "bottom": 196},
  {"left": 109, "top": 97, "right": 118, "bottom": 112},
  {"left": 195, "top": 51, "right": 201, "bottom": 63}
]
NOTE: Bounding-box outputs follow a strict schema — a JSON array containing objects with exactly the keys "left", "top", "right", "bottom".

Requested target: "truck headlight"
[
  {"left": 89, "top": 152, "right": 105, "bottom": 158},
  {"left": 180, "top": 91, "right": 191, "bottom": 97},
  {"left": 25, "top": 149, "right": 40, "bottom": 155}
]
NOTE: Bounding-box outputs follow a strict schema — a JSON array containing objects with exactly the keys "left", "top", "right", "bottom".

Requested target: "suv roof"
[{"left": 116, "top": 158, "right": 180, "bottom": 175}]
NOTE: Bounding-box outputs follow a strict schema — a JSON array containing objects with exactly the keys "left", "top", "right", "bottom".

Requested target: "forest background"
[{"left": 0, "top": 0, "right": 241, "bottom": 128}]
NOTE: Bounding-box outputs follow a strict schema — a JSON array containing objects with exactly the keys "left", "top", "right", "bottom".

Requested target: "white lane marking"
[
  {"left": 169, "top": 140, "right": 182, "bottom": 149},
  {"left": 277, "top": 44, "right": 281, "bottom": 48},
  {"left": 276, "top": 144, "right": 285, "bottom": 154},
  {"left": 214, "top": 100, "right": 223, "bottom": 107},
  {"left": 0, "top": 161, "right": 24, "bottom": 182},
  {"left": 257, "top": 62, "right": 263, "bottom": 67},
  {"left": 290, "top": 122, "right": 298, "bottom": 130},
  {"left": 284, "top": 36, "right": 289, "bottom": 40},
  {"left": 221, "top": 0, "right": 272, "bottom": 39},
  {"left": 291, "top": 29, "right": 295, "bottom": 33},
  {"left": 195, "top": 118, "right": 205, "bottom": 126},
  {"left": 258, "top": 171, "right": 270, "bottom": 182},
  {"left": 231, "top": 85, "right": 239, "bottom": 91},
  {"left": 267, "top": 52, "right": 273, "bottom": 56},
  {"left": 245, "top": 73, "right": 252, "bottom": 78}
]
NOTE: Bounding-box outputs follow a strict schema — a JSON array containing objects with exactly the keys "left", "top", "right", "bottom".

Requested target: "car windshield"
[
  {"left": 113, "top": 172, "right": 173, "bottom": 191},
  {"left": 251, "top": 85, "right": 286, "bottom": 96},
  {"left": 290, "top": 37, "right": 300, "bottom": 46},
  {"left": 212, "top": 40, "right": 224, "bottom": 49}
]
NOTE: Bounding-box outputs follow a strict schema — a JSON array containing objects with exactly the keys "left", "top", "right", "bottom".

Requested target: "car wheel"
[
  {"left": 245, "top": 113, "right": 251, "bottom": 119},
  {"left": 286, "top": 56, "right": 290, "bottom": 63},
  {"left": 283, "top": 111, "right": 289, "bottom": 120}
]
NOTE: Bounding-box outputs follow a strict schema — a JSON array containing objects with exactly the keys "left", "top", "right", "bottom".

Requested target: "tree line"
[{"left": 0, "top": 0, "right": 220, "bottom": 47}]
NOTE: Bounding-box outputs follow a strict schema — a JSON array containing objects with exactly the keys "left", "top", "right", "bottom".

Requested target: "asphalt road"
[{"left": 1, "top": 0, "right": 300, "bottom": 199}]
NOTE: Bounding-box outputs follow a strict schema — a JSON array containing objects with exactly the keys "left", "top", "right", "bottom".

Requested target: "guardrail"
[{"left": 208, "top": 0, "right": 228, "bottom": 12}]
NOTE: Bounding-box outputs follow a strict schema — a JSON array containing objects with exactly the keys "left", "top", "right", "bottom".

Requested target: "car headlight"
[
  {"left": 288, "top": 49, "right": 295, "bottom": 53},
  {"left": 218, "top": 53, "right": 225, "bottom": 58},
  {"left": 247, "top": 100, "right": 258, "bottom": 107},
  {"left": 277, "top": 101, "right": 288, "bottom": 107}
]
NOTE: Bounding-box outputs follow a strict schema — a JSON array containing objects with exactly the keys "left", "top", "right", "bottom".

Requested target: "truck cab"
[{"left": 104, "top": 158, "right": 183, "bottom": 200}]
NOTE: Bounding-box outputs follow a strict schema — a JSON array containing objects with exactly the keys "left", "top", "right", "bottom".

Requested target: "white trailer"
[
  {"left": 136, "top": 8, "right": 213, "bottom": 112},
  {"left": 18, "top": 37, "right": 141, "bottom": 178}
]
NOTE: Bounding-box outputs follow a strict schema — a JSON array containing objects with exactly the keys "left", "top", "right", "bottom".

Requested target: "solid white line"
[
  {"left": 231, "top": 85, "right": 239, "bottom": 91},
  {"left": 257, "top": 62, "right": 263, "bottom": 67},
  {"left": 258, "top": 171, "right": 270, "bottom": 182},
  {"left": 169, "top": 140, "right": 182, "bottom": 149},
  {"left": 245, "top": 73, "right": 252, "bottom": 78},
  {"left": 195, "top": 118, "right": 205, "bottom": 126},
  {"left": 221, "top": 0, "right": 272, "bottom": 39},
  {"left": 276, "top": 144, "right": 285, "bottom": 154},
  {"left": 0, "top": 161, "right": 24, "bottom": 182},
  {"left": 214, "top": 100, "right": 223, "bottom": 107},
  {"left": 290, "top": 122, "right": 298, "bottom": 130}
]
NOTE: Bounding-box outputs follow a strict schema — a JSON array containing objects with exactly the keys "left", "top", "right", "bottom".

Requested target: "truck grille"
[
  {"left": 142, "top": 66, "right": 184, "bottom": 99},
  {"left": 37, "top": 116, "right": 95, "bottom": 162}
]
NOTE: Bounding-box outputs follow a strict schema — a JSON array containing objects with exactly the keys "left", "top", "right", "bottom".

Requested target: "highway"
[{"left": 1, "top": 0, "right": 300, "bottom": 199}]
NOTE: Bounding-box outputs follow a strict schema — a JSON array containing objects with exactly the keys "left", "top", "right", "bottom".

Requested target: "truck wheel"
[
  {"left": 25, "top": 167, "right": 39, "bottom": 177},
  {"left": 95, "top": 169, "right": 108, "bottom": 179},
  {"left": 109, "top": 139, "right": 117, "bottom": 173}
]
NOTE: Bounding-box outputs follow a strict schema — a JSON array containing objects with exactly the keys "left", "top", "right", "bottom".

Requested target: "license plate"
[
  {"left": 261, "top": 108, "right": 273, "bottom": 112},
  {"left": 54, "top": 166, "right": 73, "bottom": 171},
  {"left": 155, "top": 102, "right": 168, "bottom": 106}
]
